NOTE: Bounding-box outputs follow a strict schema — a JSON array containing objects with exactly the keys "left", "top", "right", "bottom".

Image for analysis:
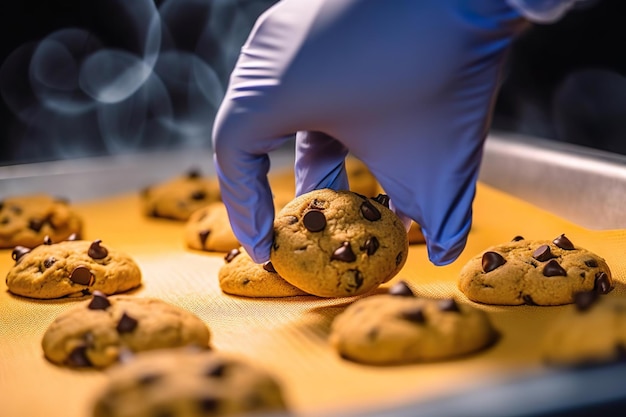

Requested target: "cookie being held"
[
  {"left": 218, "top": 248, "right": 308, "bottom": 298},
  {"left": 184, "top": 202, "right": 239, "bottom": 252},
  {"left": 141, "top": 169, "right": 221, "bottom": 221},
  {"left": 42, "top": 293, "right": 211, "bottom": 368},
  {"left": 92, "top": 348, "right": 289, "bottom": 417},
  {"left": 0, "top": 194, "right": 83, "bottom": 249},
  {"left": 458, "top": 234, "right": 613, "bottom": 306},
  {"left": 270, "top": 189, "right": 408, "bottom": 298},
  {"left": 6, "top": 238, "right": 142, "bottom": 299},
  {"left": 330, "top": 281, "right": 498, "bottom": 365}
]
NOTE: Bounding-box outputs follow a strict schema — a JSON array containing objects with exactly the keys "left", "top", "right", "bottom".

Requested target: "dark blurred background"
[{"left": 0, "top": 0, "right": 625, "bottom": 166}]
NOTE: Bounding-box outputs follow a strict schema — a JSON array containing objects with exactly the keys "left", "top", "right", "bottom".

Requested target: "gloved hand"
[{"left": 212, "top": 0, "right": 530, "bottom": 266}]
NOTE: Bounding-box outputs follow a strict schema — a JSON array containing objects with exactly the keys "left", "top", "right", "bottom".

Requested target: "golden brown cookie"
[
  {"left": 0, "top": 194, "right": 83, "bottom": 249},
  {"left": 42, "top": 293, "right": 211, "bottom": 368},
  {"left": 330, "top": 281, "right": 498, "bottom": 365},
  {"left": 140, "top": 169, "right": 221, "bottom": 221},
  {"left": 218, "top": 248, "right": 308, "bottom": 298},
  {"left": 6, "top": 239, "right": 142, "bottom": 299},
  {"left": 270, "top": 189, "right": 408, "bottom": 298},
  {"left": 92, "top": 348, "right": 288, "bottom": 417},
  {"left": 184, "top": 202, "right": 239, "bottom": 252},
  {"left": 458, "top": 234, "right": 613, "bottom": 306}
]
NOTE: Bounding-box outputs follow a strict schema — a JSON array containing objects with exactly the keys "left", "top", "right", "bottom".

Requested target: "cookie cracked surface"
[
  {"left": 458, "top": 234, "right": 613, "bottom": 306},
  {"left": 270, "top": 189, "right": 408, "bottom": 298}
]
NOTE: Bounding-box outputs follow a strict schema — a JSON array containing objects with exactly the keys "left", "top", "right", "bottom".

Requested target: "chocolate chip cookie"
[
  {"left": 92, "top": 348, "right": 288, "bottom": 417},
  {"left": 184, "top": 202, "right": 239, "bottom": 253},
  {"left": 458, "top": 234, "right": 613, "bottom": 306},
  {"left": 329, "top": 281, "right": 498, "bottom": 365},
  {"left": 140, "top": 169, "right": 221, "bottom": 221},
  {"left": 6, "top": 239, "right": 142, "bottom": 299},
  {"left": 42, "top": 293, "right": 211, "bottom": 368},
  {"left": 270, "top": 189, "right": 408, "bottom": 298},
  {"left": 218, "top": 248, "right": 308, "bottom": 298},
  {"left": 0, "top": 194, "right": 83, "bottom": 249},
  {"left": 542, "top": 292, "right": 626, "bottom": 367}
]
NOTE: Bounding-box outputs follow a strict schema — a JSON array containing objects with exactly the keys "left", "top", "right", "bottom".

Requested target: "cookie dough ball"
[
  {"left": 5, "top": 239, "right": 142, "bottom": 299},
  {"left": 218, "top": 248, "right": 308, "bottom": 298},
  {"left": 42, "top": 293, "right": 211, "bottom": 368},
  {"left": 330, "top": 282, "right": 498, "bottom": 365},
  {"left": 0, "top": 194, "right": 83, "bottom": 249},
  {"left": 140, "top": 169, "right": 221, "bottom": 221},
  {"left": 542, "top": 293, "right": 626, "bottom": 367},
  {"left": 270, "top": 189, "right": 408, "bottom": 298},
  {"left": 93, "top": 348, "right": 289, "bottom": 417},
  {"left": 458, "top": 234, "right": 613, "bottom": 306},
  {"left": 184, "top": 203, "right": 239, "bottom": 252}
]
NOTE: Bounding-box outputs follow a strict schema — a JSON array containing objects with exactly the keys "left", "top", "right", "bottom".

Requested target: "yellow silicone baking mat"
[{"left": 1, "top": 178, "right": 625, "bottom": 417}]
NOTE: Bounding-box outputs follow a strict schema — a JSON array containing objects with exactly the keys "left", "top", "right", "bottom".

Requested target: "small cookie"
[
  {"left": 542, "top": 293, "right": 626, "bottom": 367},
  {"left": 0, "top": 194, "right": 83, "bottom": 249},
  {"left": 330, "top": 282, "right": 498, "bottom": 365},
  {"left": 141, "top": 169, "right": 221, "bottom": 221},
  {"left": 93, "top": 348, "right": 288, "bottom": 417},
  {"left": 458, "top": 234, "right": 613, "bottom": 306},
  {"left": 270, "top": 189, "right": 408, "bottom": 298},
  {"left": 218, "top": 248, "right": 308, "bottom": 298},
  {"left": 42, "top": 293, "right": 211, "bottom": 368},
  {"left": 6, "top": 239, "right": 142, "bottom": 299},
  {"left": 184, "top": 202, "right": 239, "bottom": 252}
]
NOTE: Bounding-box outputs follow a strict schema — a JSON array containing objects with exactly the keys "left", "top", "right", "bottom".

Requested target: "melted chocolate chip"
[
  {"left": 360, "top": 200, "right": 381, "bottom": 221},
  {"left": 29, "top": 218, "right": 45, "bottom": 232},
  {"left": 533, "top": 245, "right": 555, "bottom": 262},
  {"left": 303, "top": 210, "right": 326, "bottom": 232},
  {"left": 331, "top": 242, "right": 356, "bottom": 262},
  {"left": 43, "top": 236, "right": 53, "bottom": 245},
  {"left": 116, "top": 312, "right": 138, "bottom": 333},
  {"left": 361, "top": 236, "right": 379, "bottom": 256},
  {"left": 512, "top": 235, "right": 524, "bottom": 241},
  {"left": 543, "top": 259, "right": 567, "bottom": 277},
  {"left": 263, "top": 261, "right": 277, "bottom": 273},
  {"left": 388, "top": 281, "right": 414, "bottom": 297},
  {"left": 585, "top": 259, "right": 599, "bottom": 268},
  {"left": 553, "top": 234, "right": 575, "bottom": 250},
  {"left": 88, "top": 291, "right": 111, "bottom": 310},
  {"left": 70, "top": 266, "right": 94, "bottom": 285},
  {"left": 67, "top": 345, "right": 92, "bottom": 367},
  {"left": 224, "top": 248, "right": 240, "bottom": 263},
  {"left": 373, "top": 194, "right": 390, "bottom": 208},
  {"left": 482, "top": 251, "right": 506, "bottom": 273},
  {"left": 402, "top": 307, "right": 426, "bottom": 324},
  {"left": 594, "top": 272, "right": 612, "bottom": 294},
  {"left": 199, "top": 230, "right": 210, "bottom": 247},
  {"left": 88, "top": 240, "right": 108, "bottom": 259},
  {"left": 439, "top": 298, "right": 460, "bottom": 313},
  {"left": 43, "top": 257, "right": 56, "bottom": 268},
  {"left": 12, "top": 246, "right": 30, "bottom": 263},
  {"left": 574, "top": 291, "right": 598, "bottom": 311}
]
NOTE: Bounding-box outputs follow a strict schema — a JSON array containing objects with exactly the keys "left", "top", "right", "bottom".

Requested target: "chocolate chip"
[
  {"left": 137, "top": 373, "right": 162, "bottom": 386},
  {"left": 439, "top": 298, "right": 460, "bottom": 312},
  {"left": 199, "top": 397, "right": 220, "bottom": 412},
  {"left": 263, "top": 261, "right": 277, "bottom": 273},
  {"left": 66, "top": 345, "right": 92, "bottom": 367},
  {"left": 585, "top": 259, "right": 599, "bottom": 268},
  {"left": 88, "top": 291, "right": 111, "bottom": 310},
  {"left": 29, "top": 218, "right": 45, "bottom": 232},
  {"left": 360, "top": 200, "right": 381, "bottom": 221},
  {"left": 205, "top": 362, "right": 227, "bottom": 378},
  {"left": 512, "top": 235, "right": 524, "bottom": 241},
  {"left": 191, "top": 190, "right": 206, "bottom": 200},
  {"left": 70, "top": 266, "right": 94, "bottom": 285},
  {"left": 482, "top": 251, "right": 506, "bottom": 273},
  {"left": 402, "top": 307, "right": 426, "bottom": 324},
  {"left": 331, "top": 242, "right": 356, "bottom": 262},
  {"left": 522, "top": 294, "right": 537, "bottom": 305},
  {"left": 395, "top": 252, "right": 403, "bottom": 266},
  {"left": 10, "top": 205, "right": 22, "bottom": 215},
  {"left": 303, "top": 209, "right": 326, "bottom": 232},
  {"left": 309, "top": 198, "right": 326, "bottom": 210},
  {"left": 0, "top": 201, "right": 3, "bottom": 211},
  {"left": 533, "top": 245, "right": 555, "bottom": 262},
  {"left": 199, "top": 230, "right": 210, "bottom": 247},
  {"left": 187, "top": 168, "right": 201, "bottom": 179},
  {"left": 553, "top": 234, "right": 575, "bottom": 250},
  {"left": 43, "top": 236, "right": 53, "bottom": 245},
  {"left": 116, "top": 312, "right": 138, "bottom": 333},
  {"left": 0, "top": 217, "right": 8, "bottom": 225},
  {"left": 12, "top": 246, "right": 30, "bottom": 263},
  {"left": 373, "top": 194, "right": 390, "bottom": 208},
  {"left": 574, "top": 291, "right": 598, "bottom": 311},
  {"left": 88, "top": 240, "right": 108, "bottom": 259},
  {"left": 543, "top": 259, "right": 567, "bottom": 277},
  {"left": 388, "top": 281, "right": 414, "bottom": 297},
  {"left": 43, "top": 257, "right": 56, "bottom": 268},
  {"left": 347, "top": 269, "right": 364, "bottom": 291},
  {"left": 224, "top": 248, "right": 240, "bottom": 263},
  {"left": 594, "top": 272, "right": 612, "bottom": 294},
  {"left": 361, "top": 236, "right": 379, "bottom": 256}
]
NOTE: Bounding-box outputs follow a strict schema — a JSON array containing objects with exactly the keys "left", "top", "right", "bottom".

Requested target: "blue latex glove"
[{"left": 212, "top": 0, "right": 532, "bottom": 266}]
